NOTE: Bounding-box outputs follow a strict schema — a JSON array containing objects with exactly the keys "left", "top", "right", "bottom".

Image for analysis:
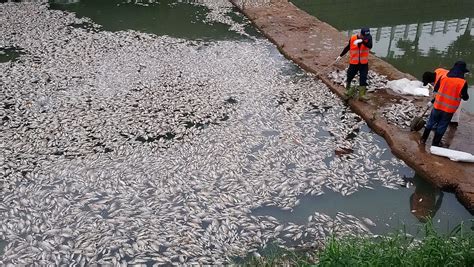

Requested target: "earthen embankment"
[{"left": 231, "top": 0, "right": 474, "bottom": 212}]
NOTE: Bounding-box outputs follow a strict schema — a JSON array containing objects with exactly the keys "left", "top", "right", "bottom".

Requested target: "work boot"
[
  {"left": 345, "top": 86, "right": 357, "bottom": 99},
  {"left": 358, "top": 86, "right": 370, "bottom": 101},
  {"left": 421, "top": 127, "right": 430, "bottom": 143},
  {"left": 432, "top": 133, "right": 443, "bottom": 147}
]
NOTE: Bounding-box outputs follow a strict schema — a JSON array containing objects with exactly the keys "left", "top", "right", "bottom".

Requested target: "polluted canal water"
[
  {"left": 0, "top": 47, "right": 24, "bottom": 63},
  {"left": 292, "top": 0, "right": 474, "bottom": 113},
  {"left": 0, "top": 0, "right": 472, "bottom": 265}
]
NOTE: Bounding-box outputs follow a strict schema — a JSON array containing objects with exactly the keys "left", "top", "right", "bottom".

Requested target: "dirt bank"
[{"left": 231, "top": 0, "right": 474, "bottom": 212}]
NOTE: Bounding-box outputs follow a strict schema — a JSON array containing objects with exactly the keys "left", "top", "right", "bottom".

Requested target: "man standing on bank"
[
  {"left": 336, "top": 28, "right": 373, "bottom": 100},
  {"left": 420, "top": 61, "right": 470, "bottom": 146}
]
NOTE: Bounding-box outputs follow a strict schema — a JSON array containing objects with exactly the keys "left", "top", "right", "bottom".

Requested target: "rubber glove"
[
  {"left": 353, "top": 39, "right": 363, "bottom": 45},
  {"left": 336, "top": 56, "right": 342, "bottom": 62},
  {"left": 426, "top": 102, "right": 433, "bottom": 108}
]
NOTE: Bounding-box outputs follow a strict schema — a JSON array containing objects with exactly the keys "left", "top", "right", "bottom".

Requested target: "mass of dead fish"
[
  {"left": 328, "top": 69, "right": 389, "bottom": 92},
  {"left": 0, "top": 2, "right": 409, "bottom": 265},
  {"left": 232, "top": 0, "right": 273, "bottom": 8},
  {"left": 381, "top": 100, "right": 423, "bottom": 128},
  {"left": 177, "top": 0, "right": 252, "bottom": 37}
]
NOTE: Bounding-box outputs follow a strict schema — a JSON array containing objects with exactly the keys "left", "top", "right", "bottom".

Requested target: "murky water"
[
  {"left": 5, "top": 0, "right": 472, "bottom": 230},
  {"left": 0, "top": 0, "right": 472, "bottom": 265},
  {"left": 292, "top": 0, "right": 474, "bottom": 113},
  {"left": 0, "top": 46, "right": 24, "bottom": 63},
  {"left": 49, "top": 0, "right": 258, "bottom": 40},
  {"left": 252, "top": 120, "right": 472, "bottom": 234}
]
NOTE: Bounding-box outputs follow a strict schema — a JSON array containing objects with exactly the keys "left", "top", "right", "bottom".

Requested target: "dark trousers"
[
  {"left": 422, "top": 108, "right": 454, "bottom": 146},
  {"left": 347, "top": 63, "right": 369, "bottom": 87}
]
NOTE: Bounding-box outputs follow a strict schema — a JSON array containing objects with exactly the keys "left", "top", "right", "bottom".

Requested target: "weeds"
[{"left": 242, "top": 221, "right": 474, "bottom": 266}]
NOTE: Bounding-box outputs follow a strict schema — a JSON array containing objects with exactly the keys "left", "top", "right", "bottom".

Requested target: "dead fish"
[{"left": 0, "top": 2, "right": 408, "bottom": 265}]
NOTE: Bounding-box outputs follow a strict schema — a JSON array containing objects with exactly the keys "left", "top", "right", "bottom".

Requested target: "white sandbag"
[
  {"left": 387, "top": 78, "right": 430, "bottom": 96},
  {"left": 430, "top": 146, "right": 474, "bottom": 163}
]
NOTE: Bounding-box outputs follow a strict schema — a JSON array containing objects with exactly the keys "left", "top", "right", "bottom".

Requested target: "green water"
[
  {"left": 0, "top": 47, "right": 24, "bottom": 63},
  {"left": 255, "top": 176, "right": 471, "bottom": 236},
  {"left": 1, "top": 0, "right": 470, "bottom": 240},
  {"left": 292, "top": 0, "right": 474, "bottom": 113},
  {"left": 254, "top": 125, "right": 473, "bottom": 235},
  {"left": 30, "top": 0, "right": 474, "bottom": 228},
  {"left": 49, "top": 0, "right": 257, "bottom": 40}
]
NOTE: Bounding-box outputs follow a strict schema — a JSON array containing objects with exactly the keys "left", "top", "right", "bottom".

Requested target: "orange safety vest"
[
  {"left": 433, "top": 76, "right": 466, "bottom": 113},
  {"left": 349, "top": 34, "right": 370, "bottom": 65},
  {"left": 434, "top": 68, "right": 448, "bottom": 86}
]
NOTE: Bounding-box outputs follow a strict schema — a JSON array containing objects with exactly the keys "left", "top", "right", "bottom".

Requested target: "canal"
[
  {"left": 44, "top": 1, "right": 473, "bottom": 228},
  {"left": 292, "top": 0, "right": 474, "bottom": 113},
  {"left": 0, "top": 0, "right": 472, "bottom": 265}
]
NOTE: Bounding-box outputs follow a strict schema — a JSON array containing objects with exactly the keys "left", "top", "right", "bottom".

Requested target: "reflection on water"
[
  {"left": 254, "top": 172, "right": 471, "bottom": 236},
  {"left": 349, "top": 19, "right": 474, "bottom": 113},
  {"left": 48, "top": 0, "right": 257, "bottom": 40},
  {"left": 253, "top": 125, "right": 472, "bottom": 235},
  {"left": 407, "top": 174, "right": 444, "bottom": 223},
  {"left": 292, "top": 0, "right": 474, "bottom": 113},
  {"left": 0, "top": 47, "right": 24, "bottom": 63}
]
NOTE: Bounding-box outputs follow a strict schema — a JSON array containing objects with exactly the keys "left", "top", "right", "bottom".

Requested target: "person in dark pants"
[
  {"left": 420, "top": 61, "right": 470, "bottom": 146},
  {"left": 336, "top": 28, "right": 373, "bottom": 100}
]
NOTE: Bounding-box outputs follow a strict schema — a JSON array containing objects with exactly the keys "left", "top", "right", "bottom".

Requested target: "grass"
[{"left": 242, "top": 221, "right": 474, "bottom": 266}]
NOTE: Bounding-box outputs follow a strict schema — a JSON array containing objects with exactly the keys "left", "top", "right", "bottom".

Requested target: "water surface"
[
  {"left": 292, "top": 0, "right": 474, "bottom": 113},
  {"left": 5, "top": 0, "right": 472, "bottom": 233},
  {"left": 0, "top": 47, "right": 24, "bottom": 63},
  {"left": 49, "top": 0, "right": 258, "bottom": 40},
  {"left": 0, "top": 3, "right": 471, "bottom": 262}
]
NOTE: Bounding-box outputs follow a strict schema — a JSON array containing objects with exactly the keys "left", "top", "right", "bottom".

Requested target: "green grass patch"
[{"left": 242, "top": 222, "right": 474, "bottom": 266}]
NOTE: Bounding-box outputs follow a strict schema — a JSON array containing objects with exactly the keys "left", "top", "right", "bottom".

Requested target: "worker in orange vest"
[
  {"left": 422, "top": 67, "right": 449, "bottom": 130},
  {"left": 336, "top": 28, "right": 372, "bottom": 100},
  {"left": 422, "top": 67, "right": 449, "bottom": 88},
  {"left": 420, "top": 61, "right": 470, "bottom": 146}
]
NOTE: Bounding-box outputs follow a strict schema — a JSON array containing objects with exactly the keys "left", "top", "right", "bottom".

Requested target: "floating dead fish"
[{"left": 0, "top": 1, "right": 408, "bottom": 265}]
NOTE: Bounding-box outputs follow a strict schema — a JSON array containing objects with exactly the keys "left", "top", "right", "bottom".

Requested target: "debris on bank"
[
  {"left": 387, "top": 78, "right": 429, "bottom": 97},
  {"left": 328, "top": 70, "right": 427, "bottom": 129},
  {"left": 328, "top": 69, "right": 388, "bottom": 92},
  {"left": 381, "top": 100, "right": 424, "bottom": 129}
]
